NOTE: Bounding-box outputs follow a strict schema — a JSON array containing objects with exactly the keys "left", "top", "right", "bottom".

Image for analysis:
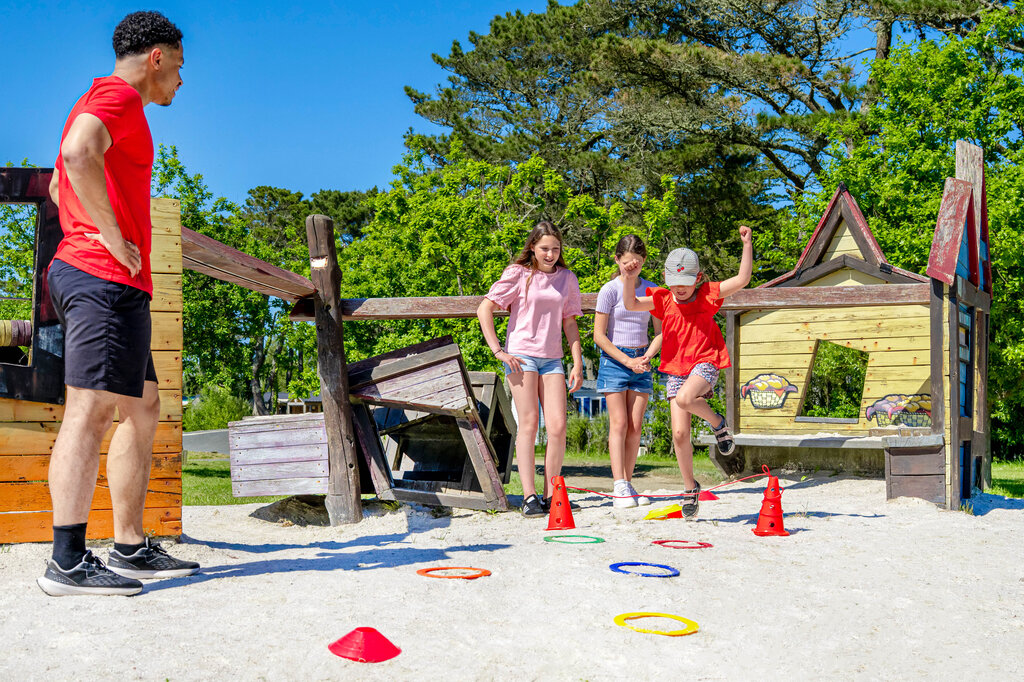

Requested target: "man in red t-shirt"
[{"left": 37, "top": 12, "right": 199, "bottom": 597}]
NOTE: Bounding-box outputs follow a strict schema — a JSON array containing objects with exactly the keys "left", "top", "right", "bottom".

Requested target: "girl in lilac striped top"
[{"left": 593, "top": 235, "right": 663, "bottom": 509}]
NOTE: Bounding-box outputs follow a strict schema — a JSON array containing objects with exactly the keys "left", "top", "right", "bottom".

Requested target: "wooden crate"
[{"left": 228, "top": 413, "right": 330, "bottom": 497}]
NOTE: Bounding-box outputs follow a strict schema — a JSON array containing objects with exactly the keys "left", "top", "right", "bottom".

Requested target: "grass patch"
[
  {"left": 182, "top": 456, "right": 285, "bottom": 506},
  {"left": 991, "top": 459, "right": 1024, "bottom": 499}
]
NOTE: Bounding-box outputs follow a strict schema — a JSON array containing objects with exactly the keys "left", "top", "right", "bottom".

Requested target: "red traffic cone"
[
  {"left": 752, "top": 467, "right": 789, "bottom": 537},
  {"left": 545, "top": 476, "right": 576, "bottom": 530},
  {"left": 328, "top": 627, "right": 401, "bottom": 663},
  {"left": 698, "top": 489, "right": 719, "bottom": 501}
]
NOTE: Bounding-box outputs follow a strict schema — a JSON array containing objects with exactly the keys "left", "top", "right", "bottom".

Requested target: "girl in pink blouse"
[{"left": 477, "top": 221, "right": 584, "bottom": 517}]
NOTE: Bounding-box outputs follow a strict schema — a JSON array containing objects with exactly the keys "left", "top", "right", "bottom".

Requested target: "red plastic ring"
[
  {"left": 652, "top": 540, "right": 713, "bottom": 549},
  {"left": 415, "top": 566, "right": 492, "bottom": 580}
]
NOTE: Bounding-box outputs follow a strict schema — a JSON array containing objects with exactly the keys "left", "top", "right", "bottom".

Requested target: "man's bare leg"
[
  {"left": 49, "top": 386, "right": 117, "bottom": 526},
  {"left": 107, "top": 380, "right": 160, "bottom": 544}
]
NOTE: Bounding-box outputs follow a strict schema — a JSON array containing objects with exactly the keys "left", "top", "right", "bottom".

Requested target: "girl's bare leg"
[
  {"left": 605, "top": 391, "right": 628, "bottom": 481},
  {"left": 623, "top": 389, "right": 649, "bottom": 481},
  {"left": 539, "top": 373, "right": 568, "bottom": 499},
  {"left": 507, "top": 370, "right": 541, "bottom": 498},
  {"left": 670, "top": 399, "right": 696, "bottom": 490}
]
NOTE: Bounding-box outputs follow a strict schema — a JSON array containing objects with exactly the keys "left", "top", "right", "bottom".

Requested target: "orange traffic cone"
[
  {"left": 328, "top": 627, "right": 401, "bottom": 662},
  {"left": 752, "top": 467, "right": 789, "bottom": 537},
  {"left": 545, "top": 476, "right": 576, "bottom": 530}
]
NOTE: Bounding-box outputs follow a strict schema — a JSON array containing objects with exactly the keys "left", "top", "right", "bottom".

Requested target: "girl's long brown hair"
[
  {"left": 613, "top": 234, "right": 647, "bottom": 280},
  {"left": 512, "top": 220, "right": 568, "bottom": 301}
]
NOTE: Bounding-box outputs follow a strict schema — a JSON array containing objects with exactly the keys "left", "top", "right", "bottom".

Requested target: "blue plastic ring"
[{"left": 609, "top": 562, "right": 680, "bottom": 578}]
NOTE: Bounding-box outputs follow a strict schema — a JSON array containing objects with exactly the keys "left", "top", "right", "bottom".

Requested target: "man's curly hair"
[{"left": 112, "top": 11, "right": 182, "bottom": 59}]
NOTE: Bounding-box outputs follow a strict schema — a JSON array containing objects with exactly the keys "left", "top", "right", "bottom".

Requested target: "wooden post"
[{"left": 305, "top": 214, "right": 362, "bottom": 524}]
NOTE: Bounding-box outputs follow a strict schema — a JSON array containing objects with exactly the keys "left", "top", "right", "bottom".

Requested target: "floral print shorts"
[{"left": 666, "top": 363, "right": 719, "bottom": 400}]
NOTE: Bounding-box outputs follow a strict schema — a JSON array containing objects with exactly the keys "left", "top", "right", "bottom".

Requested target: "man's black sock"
[
  {"left": 113, "top": 541, "right": 146, "bottom": 556},
  {"left": 51, "top": 523, "right": 88, "bottom": 570}
]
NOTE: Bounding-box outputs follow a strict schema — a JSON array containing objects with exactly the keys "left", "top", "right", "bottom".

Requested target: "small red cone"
[
  {"left": 545, "top": 476, "right": 576, "bottom": 531},
  {"left": 328, "top": 627, "right": 401, "bottom": 663},
  {"left": 698, "top": 489, "right": 719, "bottom": 501},
  {"left": 752, "top": 467, "right": 789, "bottom": 537}
]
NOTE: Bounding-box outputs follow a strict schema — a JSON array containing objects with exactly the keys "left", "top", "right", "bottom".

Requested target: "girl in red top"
[{"left": 623, "top": 225, "right": 753, "bottom": 518}]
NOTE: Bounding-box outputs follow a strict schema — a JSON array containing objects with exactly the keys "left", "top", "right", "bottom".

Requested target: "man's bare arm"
[{"left": 60, "top": 113, "right": 140, "bottom": 276}]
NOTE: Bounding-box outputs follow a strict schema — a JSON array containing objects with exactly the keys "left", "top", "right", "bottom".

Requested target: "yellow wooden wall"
[
  {"left": 738, "top": 266, "right": 931, "bottom": 435},
  {"left": 0, "top": 198, "right": 183, "bottom": 543}
]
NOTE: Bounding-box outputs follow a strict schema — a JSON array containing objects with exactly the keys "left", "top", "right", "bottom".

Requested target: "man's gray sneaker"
[
  {"left": 107, "top": 538, "right": 200, "bottom": 579},
  {"left": 37, "top": 550, "right": 143, "bottom": 596}
]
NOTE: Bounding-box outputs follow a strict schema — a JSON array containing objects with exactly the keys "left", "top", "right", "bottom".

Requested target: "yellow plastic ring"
[{"left": 613, "top": 612, "right": 699, "bottom": 637}]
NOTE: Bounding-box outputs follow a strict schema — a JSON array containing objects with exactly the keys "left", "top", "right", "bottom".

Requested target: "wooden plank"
[
  {"left": 2, "top": 388, "right": 181, "bottom": 422},
  {"left": 0, "top": 454, "right": 180, "bottom": 483},
  {"left": 739, "top": 336, "right": 932, "bottom": 356},
  {"left": 181, "top": 226, "right": 316, "bottom": 302},
  {"left": 152, "top": 311, "right": 183, "bottom": 350},
  {"left": 350, "top": 403, "right": 395, "bottom": 495},
  {"left": 388, "top": 484, "right": 493, "bottom": 511},
  {"left": 232, "top": 477, "right": 327, "bottom": 497},
  {"left": 723, "top": 284, "right": 929, "bottom": 310},
  {"left": 231, "top": 460, "right": 328, "bottom": 482},
  {"left": 228, "top": 424, "right": 327, "bottom": 449},
  {"left": 740, "top": 350, "right": 929, "bottom": 368},
  {"left": 740, "top": 304, "right": 929, "bottom": 327},
  {"left": 0, "top": 478, "right": 180, "bottom": 513},
  {"left": 735, "top": 318, "right": 930, "bottom": 342},
  {"left": 977, "top": 310, "right": 991, "bottom": 488},
  {"left": 805, "top": 269, "right": 888, "bottom": 287},
  {"left": 928, "top": 280, "right": 946, "bottom": 438},
  {"left": 886, "top": 447, "right": 944, "bottom": 475},
  {"left": 456, "top": 416, "right": 508, "bottom": 510},
  {"left": 306, "top": 214, "right": 361, "bottom": 525},
  {"left": 0, "top": 506, "right": 181, "bottom": 544},
  {"left": 150, "top": 198, "right": 182, "bottom": 235},
  {"left": 800, "top": 196, "right": 846, "bottom": 268},
  {"left": 947, "top": 284, "right": 960, "bottom": 510},
  {"left": 927, "top": 178, "right": 975, "bottom": 286},
  {"left": 0, "top": 421, "right": 181, "bottom": 456},
  {"left": 152, "top": 350, "right": 183, "bottom": 390},
  {"left": 726, "top": 311, "right": 738, "bottom": 431},
  {"left": 229, "top": 443, "right": 328, "bottom": 466},
  {"left": 348, "top": 344, "right": 463, "bottom": 390},
  {"left": 353, "top": 365, "right": 466, "bottom": 408},
  {"left": 889, "top": 474, "right": 945, "bottom": 505},
  {"left": 151, "top": 273, "right": 183, "bottom": 313},
  {"left": 150, "top": 233, "right": 182, "bottom": 274},
  {"left": 956, "top": 276, "right": 990, "bottom": 312}
]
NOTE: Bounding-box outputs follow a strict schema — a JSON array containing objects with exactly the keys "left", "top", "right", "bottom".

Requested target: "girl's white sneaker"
[
  {"left": 612, "top": 480, "right": 638, "bottom": 508},
  {"left": 626, "top": 481, "right": 651, "bottom": 506}
]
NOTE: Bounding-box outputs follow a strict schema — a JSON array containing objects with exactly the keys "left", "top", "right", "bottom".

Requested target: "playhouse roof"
[{"left": 760, "top": 184, "right": 928, "bottom": 288}]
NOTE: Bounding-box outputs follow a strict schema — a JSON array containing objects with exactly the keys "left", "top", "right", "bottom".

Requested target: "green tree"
[{"left": 787, "top": 9, "right": 1024, "bottom": 455}]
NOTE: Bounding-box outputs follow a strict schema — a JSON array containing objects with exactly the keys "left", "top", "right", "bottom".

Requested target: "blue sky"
[{"left": 2, "top": 1, "right": 550, "bottom": 204}]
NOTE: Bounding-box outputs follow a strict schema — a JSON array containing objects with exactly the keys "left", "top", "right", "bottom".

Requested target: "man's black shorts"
[{"left": 47, "top": 259, "right": 157, "bottom": 398}]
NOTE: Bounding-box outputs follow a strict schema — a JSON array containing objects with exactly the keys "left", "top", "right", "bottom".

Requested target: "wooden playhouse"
[{"left": 700, "top": 141, "right": 992, "bottom": 510}]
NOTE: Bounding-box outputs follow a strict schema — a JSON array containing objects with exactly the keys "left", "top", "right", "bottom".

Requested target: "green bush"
[
  {"left": 182, "top": 384, "right": 251, "bottom": 432},
  {"left": 586, "top": 412, "right": 610, "bottom": 454},
  {"left": 566, "top": 414, "right": 590, "bottom": 453}
]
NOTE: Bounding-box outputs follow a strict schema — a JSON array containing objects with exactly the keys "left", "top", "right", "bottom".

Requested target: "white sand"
[{"left": 2, "top": 474, "right": 1023, "bottom": 680}]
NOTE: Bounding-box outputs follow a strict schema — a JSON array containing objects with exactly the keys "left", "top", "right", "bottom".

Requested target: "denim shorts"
[
  {"left": 666, "top": 363, "right": 719, "bottom": 399},
  {"left": 596, "top": 346, "right": 653, "bottom": 395},
  {"left": 503, "top": 353, "right": 564, "bottom": 376}
]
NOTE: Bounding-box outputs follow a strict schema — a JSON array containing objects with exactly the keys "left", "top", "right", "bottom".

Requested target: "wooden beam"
[
  {"left": 721, "top": 284, "right": 930, "bottom": 310},
  {"left": 305, "top": 214, "right": 362, "bottom": 525},
  {"left": 291, "top": 292, "right": 601, "bottom": 322},
  {"left": 181, "top": 227, "right": 316, "bottom": 302}
]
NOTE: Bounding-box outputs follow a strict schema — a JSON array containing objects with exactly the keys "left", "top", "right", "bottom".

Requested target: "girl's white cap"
[{"left": 664, "top": 248, "right": 700, "bottom": 286}]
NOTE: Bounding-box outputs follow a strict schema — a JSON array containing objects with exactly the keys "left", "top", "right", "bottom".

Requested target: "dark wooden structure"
[{"left": 228, "top": 342, "right": 515, "bottom": 510}]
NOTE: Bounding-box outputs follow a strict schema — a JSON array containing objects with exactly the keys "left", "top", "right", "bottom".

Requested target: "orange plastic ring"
[{"left": 415, "top": 566, "right": 492, "bottom": 580}]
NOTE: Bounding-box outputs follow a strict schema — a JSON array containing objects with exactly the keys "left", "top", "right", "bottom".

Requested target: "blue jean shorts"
[
  {"left": 503, "top": 353, "right": 564, "bottom": 376},
  {"left": 596, "top": 346, "right": 653, "bottom": 395}
]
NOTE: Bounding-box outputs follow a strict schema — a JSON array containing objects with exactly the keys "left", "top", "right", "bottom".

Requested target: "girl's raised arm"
[
  {"left": 720, "top": 225, "right": 753, "bottom": 299},
  {"left": 621, "top": 261, "right": 655, "bottom": 312}
]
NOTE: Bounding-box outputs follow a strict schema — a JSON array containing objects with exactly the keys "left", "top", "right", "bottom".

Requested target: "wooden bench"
[{"left": 696, "top": 431, "right": 946, "bottom": 505}]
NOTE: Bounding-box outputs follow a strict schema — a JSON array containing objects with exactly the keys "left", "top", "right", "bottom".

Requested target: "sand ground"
[{"left": 2, "top": 473, "right": 1023, "bottom": 681}]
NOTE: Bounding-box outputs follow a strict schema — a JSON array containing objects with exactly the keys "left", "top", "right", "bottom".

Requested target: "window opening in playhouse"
[
  {"left": 958, "top": 303, "right": 973, "bottom": 418},
  {"left": 795, "top": 340, "right": 868, "bottom": 422},
  {"left": 0, "top": 202, "right": 37, "bottom": 367}
]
